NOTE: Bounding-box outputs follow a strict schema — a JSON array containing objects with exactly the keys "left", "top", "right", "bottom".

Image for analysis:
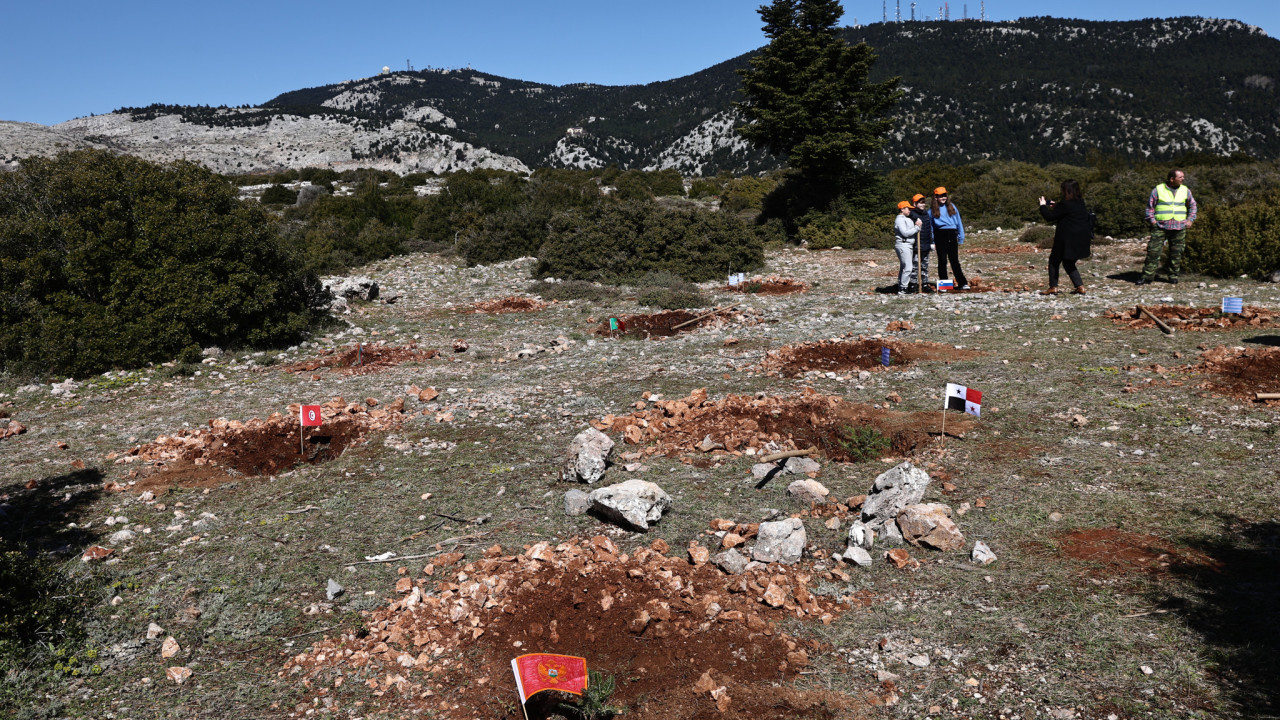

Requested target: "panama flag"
[
  {"left": 511, "top": 654, "right": 588, "bottom": 705},
  {"left": 945, "top": 383, "right": 982, "bottom": 417},
  {"left": 936, "top": 279, "right": 955, "bottom": 292},
  {"left": 299, "top": 405, "right": 323, "bottom": 427}
]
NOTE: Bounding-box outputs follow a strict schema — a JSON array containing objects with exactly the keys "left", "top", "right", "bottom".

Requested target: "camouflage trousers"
[{"left": 1142, "top": 228, "right": 1187, "bottom": 281}]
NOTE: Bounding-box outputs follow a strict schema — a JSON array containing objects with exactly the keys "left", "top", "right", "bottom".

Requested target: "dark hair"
[
  {"left": 1061, "top": 179, "right": 1082, "bottom": 202},
  {"left": 1167, "top": 168, "right": 1184, "bottom": 182}
]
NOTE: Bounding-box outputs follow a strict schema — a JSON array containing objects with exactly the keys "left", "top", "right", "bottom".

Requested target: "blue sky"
[{"left": 2, "top": 0, "right": 1276, "bottom": 126}]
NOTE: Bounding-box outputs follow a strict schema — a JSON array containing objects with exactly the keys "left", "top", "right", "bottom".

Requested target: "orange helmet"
[
  {"left": 897, "top": 200, "right": 911, "bottom": 209},
  {"left": 933, "top": 186, "right": 948, "bottom": 196}
]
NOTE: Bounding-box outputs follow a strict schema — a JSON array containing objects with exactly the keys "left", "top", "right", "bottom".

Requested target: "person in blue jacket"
[{"left": 930, "top": 187, "right": 968, "bottom": 290}]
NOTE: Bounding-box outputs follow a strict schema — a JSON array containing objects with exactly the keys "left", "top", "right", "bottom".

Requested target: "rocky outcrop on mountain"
[{"left": 0, "top": 121, "right": 104, "bottom": 169}]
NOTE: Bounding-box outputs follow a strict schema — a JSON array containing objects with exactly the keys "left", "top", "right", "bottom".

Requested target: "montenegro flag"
[{"left": 511, "top": 653, "right": 588, "bottom": 703}]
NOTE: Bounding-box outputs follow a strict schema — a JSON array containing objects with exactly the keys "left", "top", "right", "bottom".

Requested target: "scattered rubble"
[
  {"left": 1191, "top": 346, "right": 1280, "bottom": 402},
  {"left": 761, "top": 337, "right": 981, "bottom": 377},
  {"left": 285, "top": 343, "right": 439, "bottom": 375},
  {"left": 470, "top": 296, "right": 548, "bottom": 313},
  {"left": 1108, "top": 304, "right": 1278, "bottom": 331}
]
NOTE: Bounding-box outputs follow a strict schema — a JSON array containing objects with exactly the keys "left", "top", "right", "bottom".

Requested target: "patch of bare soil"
[
  {"left": 1108, "top": 305, "right": 1279, "bottom": 331},
  {"left": 284, "top": 343, "right": 440, "bottom": 375},
  {"left": 114, "top": 397, "right": 408, "bottom": 489},
  {"left": 470, "top": 296, "right": 549, "bottom": 314},
  {"left": 761, "top": 337, "right": 981, "bottom": 378},
  {"left": 1058, "top": 529, "right": 1222, "bottom": 577},
  {"left": 281, "top": 537, "right": 882, "bottom": 720},
  {"left": 966, "top": 245, "right": 1042, "bottom": 255},
  {"left": 593, "top": 388, "right": 972, "bottom": 461},
  {"left": 593, "top": 309, "right": 733, "bottom": 339},
  {"left": 943, "top": 276, "right": 1035, "bottom": 294},
  {"left": 1191, "top": 346, "right": 1280, "bottom": 403},
  {"left": 726, "top": 276, "right": 808, "bottom": 295}
]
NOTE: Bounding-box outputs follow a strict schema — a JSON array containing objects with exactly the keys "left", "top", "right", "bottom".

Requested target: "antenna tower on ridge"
[
  {"left": 980, "top": 0, "right": 986, "bottom": 20},
  {"left": 963, "top": 3, "right": 967, "bottom": 19},
  {"left": 406, "top": 59, "right": 414, "bottom": 72},
  {"left": 896, "top": 0, "right": 901, "bottom": 22},
  {"left": 882, "top": 0, "right": 887, "bottom": 22},
  {"left": 945, "top": 2, "right": 950, "bottom": 20},
  {"left": 911, "top": 1, "right": 916, "bottom": 20}
]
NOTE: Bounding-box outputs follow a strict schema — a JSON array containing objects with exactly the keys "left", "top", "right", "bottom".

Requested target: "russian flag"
[{"left": 945, "top": 383, "right": 982, "bottom": 417}]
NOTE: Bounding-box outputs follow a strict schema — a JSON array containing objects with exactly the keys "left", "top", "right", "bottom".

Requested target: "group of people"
[
  {"left": 893, "top": 187, "right": 968, "bottom": 294},
  {"left": 891, "top": 170, "right": 1197, "bottom": 295}
]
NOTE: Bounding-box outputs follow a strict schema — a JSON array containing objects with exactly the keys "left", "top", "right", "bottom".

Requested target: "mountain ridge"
[{"left": 2, "top": 16, "right": 1276, "bottom": 175}]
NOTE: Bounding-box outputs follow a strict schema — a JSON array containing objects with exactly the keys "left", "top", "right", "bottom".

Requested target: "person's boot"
[
  {"left": 1072, "top": 285, "right": 1086, "bottom": 295},
  {"left": 1040, "top": 287, "right": 1058, "bottom": 295}
]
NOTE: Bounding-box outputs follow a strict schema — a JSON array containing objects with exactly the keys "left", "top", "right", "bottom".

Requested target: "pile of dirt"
[
  {"left": 592, "top": 388, "right": 971, "bottom": 461},
  {"left": 111, "top": 397, "right": 408, "bottom": 487},
  {"left": 1191, "top": 346, "right": 1280, "bottom": 402},
  {"left": 1108, "top": 305, "right": 1279, "bottom": 331},
  {"left": 939, "top": 276, "right": 1034, "bottom": 294},
  {"left": 726, "top": 276, "right": 808, "bottom": 295},
  {"left": 1058, "top": 528, "right": 1222, "bottom": 577},
  {"left": 593, "top": 309, "right": 734, "bottom": 339},
  {"left": 285, "top": 343, "right": 439, "bottom": 375},
  {"left": 761, "top": 337, "right": 981, "bottom": 378},
  {"left": 280, "top": 536, "right": 881, "bottom": 720},
  {"left": 471, "top": 296, "right": 549, "bottom": 314}
]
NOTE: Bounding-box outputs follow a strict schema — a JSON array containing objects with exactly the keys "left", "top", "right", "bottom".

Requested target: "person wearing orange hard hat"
[
  {"left": 893, "top": 200, "right": 922, "bottom": 295},
  {"left": 929, "top": 187, "right": 969, "bottom": 290}
]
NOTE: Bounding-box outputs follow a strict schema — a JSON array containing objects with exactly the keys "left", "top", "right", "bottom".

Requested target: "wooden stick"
[
  {"left": 1256, "top": 393, "right": 1280, "bottom": 400},
  {"left": 757, "top": 447, "right": 817, "bottom": 463},
  {"left": 671, "top": 302, "right": 742, "bottom": 331},
  {"left": 1136, "top": 305, "right": 1174, "bottom": 335}
]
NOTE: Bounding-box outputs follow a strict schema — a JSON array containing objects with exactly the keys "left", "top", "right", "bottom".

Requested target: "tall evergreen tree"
[{"left": 736, "top": 0, "right": 902, "bottom": 184}]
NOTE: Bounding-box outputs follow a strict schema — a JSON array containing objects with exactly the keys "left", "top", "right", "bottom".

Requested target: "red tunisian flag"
[
  {"left": 511, "top": 653, "right": 588, "bottom": 703},
  {"left": 299, "top": 405, "right": 323, "bottom": 427}
]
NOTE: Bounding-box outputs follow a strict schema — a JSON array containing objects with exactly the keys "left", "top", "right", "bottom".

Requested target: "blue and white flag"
[
  {"left": 881, "top": 346, "right": 891, "bottom": 367},
  {"left": 937, "top": 279, "right": 954, "bottom": 292},
  {"left": 1222, "top": 297, "right": 1243, "bottom": 314}
]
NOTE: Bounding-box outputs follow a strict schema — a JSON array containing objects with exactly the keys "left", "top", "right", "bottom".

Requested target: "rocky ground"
[{"left": 2, "top": 230, "right": 1278, "bottom": 719}]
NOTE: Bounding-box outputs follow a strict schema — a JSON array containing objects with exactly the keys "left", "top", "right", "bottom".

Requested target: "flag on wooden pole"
[
  {"left": 511, "top": 654, "right": 588, "bottom": 717},
  {"left": 945, "top": 383, "right": 982, "bottom": 417}
]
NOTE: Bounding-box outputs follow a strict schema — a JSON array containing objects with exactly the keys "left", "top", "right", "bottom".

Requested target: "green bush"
[
  {"left": 1018, "top": 225, "right": 1056, "bottom": 247},
  {"left": 1087, "top": 169, "right": 1153, "bottom": 238},
  {"left": 721, "top": 174, "right": 779, "bottom": 214},
  {"left": 260, "top": 183, "right": 298, "bottom": 205},
  {"left": 0, "top": 540, "right": 93, "bottom": 666},
  {"left": 1185, "top": 201, "right": 1280, "bottom": 278},
  {"left": 634, "top": 271, "right": 708, "bottom": 309},
  {"left": 798, "top": 215, "right": 889, "bottom": 250},
  {"left": 836, "top": 425, "right": 891, "bottom": 463},
  {"left": 688, "top": 177, "right": 724, "bottom": 200},
  {"left": 536, "top": 202, "right": 763, "bottom": 283},
  {"left": 0, "top": 150, "right": 328, "bottom": 376}
]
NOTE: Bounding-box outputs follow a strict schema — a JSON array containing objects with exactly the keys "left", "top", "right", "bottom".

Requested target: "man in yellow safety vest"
[{"left": 1137, "top": 169, "right": 1197, "bottom": 285}]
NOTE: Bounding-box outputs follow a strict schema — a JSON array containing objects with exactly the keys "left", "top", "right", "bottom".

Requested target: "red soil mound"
[
  {"left": 761, "top": 337, "right": 981, "bottom": 378},
  {"left": 471, "top": 296, "right": 549, "bottom": 313},
  {"left": 1192, "top": 346, "right": 1280, "bottom": 403},
  {"left": 1058, "top": 528, "right": 1222, "bottom": 577},
  {"left": 114, "top": 397, "right": 408, "bottom": 488},
  {"left": 281, "top": 537, "right": 881, "bottom": 719},
  {"left": 593, "top": 310, "right": 732, "bottom": 339},
  {"left": 593, "top": 388, "right": 972, "bottom": 461},
  {"left": 726, "top": 276, "right": 808, "bottom": 295},
  {"left": 1108, "top": 305, "right": 1279, "bottom": 331},
  {"left": 285, "top": 343, "right": 439, "bottom": 375}
]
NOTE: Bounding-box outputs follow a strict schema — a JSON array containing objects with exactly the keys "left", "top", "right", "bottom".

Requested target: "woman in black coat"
[{"left": 1038, "top": 179, "right": 1092, "bottom": 295}]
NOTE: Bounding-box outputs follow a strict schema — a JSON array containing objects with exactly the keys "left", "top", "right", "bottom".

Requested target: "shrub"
[
  {"left": 535, "top": 202, "right": 763, "bottom": 283},
  {"left": 557, "top": 670, "right": 625, "bottom": 720},
  {"left": 0, "top": 150, "right": 327, "bottom": 376},
  {"left": 1087, "top": 169, "right": 1153, "bottom": 238},
  {"left": 0, "top": 539, "right": 93, "bottom": 666},
  {"left": 798, "top": 215, "right": 889, "bottom": 250},
  {"left": 260, "top": 183, "right": 298, "bottom": 205},
  {"left": 836, "top": 425, "right": 891, "bottom": 462},
  {"left": 720, "top": 174, "right": 779, "bottom": 214},
  {"left": 633, "top": 271, "right": 708, "bottom": 309},
  {"left": 1018, "top": 225, "right": 1056, "bottom": 247},
  {"left": 688, "top": 177, "right": 724, "bottom": 200},
  {"left": 1185, "top": 201, "right": 1280, "bottom": 278}
]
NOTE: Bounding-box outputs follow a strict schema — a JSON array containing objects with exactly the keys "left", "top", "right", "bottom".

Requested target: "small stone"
[
  {"left": 751, "top": 463, "right": 779, "bottom": 481},
  {"left": 1048, "top": 512, "right": 1063, "bottom": 522},
  {"left": 1141, "top": 665, "right": 1154, "bottom": 675},
  {"left": 721, "top": 533, "right": 745, "bottom": 549},
  {"left": 712, "top": 548, "right": 749, "bottom": 575},
  {"left": 907, "top": 654, "right": 930, "bottom": 667},
  {"left": 783, "top": 457, "right": 821, "bottom": 475},
  {"left": 326, "top": 579, "right": 345, "bottom": 600},
  {"left": 752, "top": 518, "right": 806, "bottom": 564},
  {"left": 146, "top": 623, "right": 165, "bottom": 640},
  {"left": 886, "top": 548, "right": 913, "bottom": 568},
  {"left": 787, "top": 479, "right": 829, "bottom": 504},
  {"left": 762, "top": 583, "right": 787, "bottom": 607},
  {"left": 897, "top": 503, "right": 965, "bottom": 551},
  {"left": 166, "top": 666, "right": 192, "bottom": 685},
  {"left": 110, "top": 595, "right": 124, "bottom": 606},
  {"left": 971, "top": 541, "right": 997, "bottom": 565},
  {"left": 846, "top": 546, "right": 873, "bottom": 567},
  {"left": 161, "top": 636, "right": 180, "bottom": 659},
  {"left": 688, "top": 543, "right": 710, "bottom": 566},
  {"left": 563, "top": 489, "right": 591, "bottom": 516},
  {"left": 563, "top": 428, "right": 615, "bottom": 484}
]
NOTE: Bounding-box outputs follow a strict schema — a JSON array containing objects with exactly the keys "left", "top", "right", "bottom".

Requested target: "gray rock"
[
  {"left": 380, "top": 288, "right": 400, "bottom": 304},
  {"left": 323, "top": 276, "right": 379, "bottom": 302},
  {"left": 897, "top": 503, "right": 965, "bottom": 551},
  {"left": 861, "top": 462, "right": 931, "bottom": 528},
  {"left": 563, "top": 428, "right": 615, "bottom": 484},
  {"left": 787, "top": 479, "right": 830, "bottom": 504},
  {"left": 971, "top": 540, "right": 998, "bottom": 565},
  {"left": 846, "top": 546, "right": 873, "bottom": 567},
  {"left": 880, "top": 520, "right": 905, "bottom": 546},
  {"left": 563, "top": 489, "right": 591, "bottom": 516},
  {"left": 783, "top": 457, "right": 821, "bottom": 475},
  {"left": 201, "top": 346, "right": 223, "bottom": 357},
  {"left": 325, "top": 579, "right": 345, "bottom": 601},
  {"left": 1267, "top": 268, "right": 1280, "bottom": 283},
  {"left": 712, "top": 548, "right": 749, "bottom": 575},
  {"left": 752, "top": 463, "right": 779, "bottom": 481},
  {"left": 588, "top": 479, "right": 672, "bottom": 532},
  {"left": 108, "top": 529, "right": 136, "bottom": 544},
  {"left": 752, "top": 518, "right": 806, "bottom": 564}
]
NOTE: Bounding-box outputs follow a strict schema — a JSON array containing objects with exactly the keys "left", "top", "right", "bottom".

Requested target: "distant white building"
[{"left": 566, "top": 127, "right": 585, "bottom": 137}]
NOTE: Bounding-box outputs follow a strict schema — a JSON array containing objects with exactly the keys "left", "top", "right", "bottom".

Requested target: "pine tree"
[{"left": 736, "top": 0, "right": 902, "bottom": 184}]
